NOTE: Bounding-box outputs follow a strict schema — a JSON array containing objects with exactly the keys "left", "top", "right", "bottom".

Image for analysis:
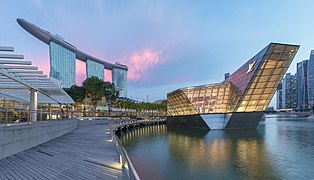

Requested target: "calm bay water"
[{"left": 118, "top": 116, "right": 314, "bottom": 180}]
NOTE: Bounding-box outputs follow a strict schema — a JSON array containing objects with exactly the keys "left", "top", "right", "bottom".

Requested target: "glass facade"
[
  {"left": 277, "top": 73, "right": 297, "bottom": 109},
  {"left": 112, "top": 67, "right": 127, "bottom": 97},
  {"left": 86, "top": 59, "right": 105, "bottom": 80},
  {"left": 276, "top": 83, "right": 283, "bottom": 109},
  {"left": 168, "top": 43, "right": 299, "bottom": 116},
  {"left": 296, "top": 60, "right": 309, "bottom": 110},
  {"left": 167, "top": 82, "right": 242, "bottom": 116},
  {"left": 49, "top": 41, "right": 76, "bottom": 88},
  {"left": 308, "top": 50, "right": 314, "bottom": 109}
]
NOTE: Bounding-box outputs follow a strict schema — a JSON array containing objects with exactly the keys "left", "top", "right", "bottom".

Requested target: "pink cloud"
[
  {"left": 28, "top": 49, "right": 165, "bottom": 85},
  {"left": 76, "top": 60, "right": 86, "bottom": 85},
  {"left": 126, "top": 50, "right": 163, "bottom": 81},
  {"left": 105, "top": 70, "right": 112, "bottom": 82},
  {"left": 29, "top": 57, "right": 50, "bottom": 75}
]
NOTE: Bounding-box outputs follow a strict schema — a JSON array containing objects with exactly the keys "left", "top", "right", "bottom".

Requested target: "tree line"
[
  {"left": 64, "top": 76, "right": 167, "bottom": 117},
  {"left": 113, "top": 99, "right": 167, "bottom": 117}
]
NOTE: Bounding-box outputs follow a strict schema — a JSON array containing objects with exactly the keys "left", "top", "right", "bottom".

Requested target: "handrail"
[
  {"left": 109, "top": 118, "right": 166, "bottom": 180},
  {"left": 112, "top": 131, "right": 141, "bottom": 180}
]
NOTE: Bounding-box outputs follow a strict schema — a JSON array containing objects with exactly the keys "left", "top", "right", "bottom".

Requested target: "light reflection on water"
[{"left": 117, "top": 116, "right": 314, "bottom": 180}]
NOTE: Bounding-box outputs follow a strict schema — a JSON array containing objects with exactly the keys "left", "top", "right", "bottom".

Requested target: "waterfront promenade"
[{"left": 0, "top": 120, "right": 127, "bottom": 180}]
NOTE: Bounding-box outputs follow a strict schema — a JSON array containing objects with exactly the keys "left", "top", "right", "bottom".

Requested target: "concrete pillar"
[{"left": 30, "top": 89, "right": 38, "bottom": 122}]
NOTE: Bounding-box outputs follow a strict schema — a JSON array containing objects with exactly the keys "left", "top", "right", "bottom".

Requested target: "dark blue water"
[{"left": 118, "top": 116, "right": 314, "bottom": 180}]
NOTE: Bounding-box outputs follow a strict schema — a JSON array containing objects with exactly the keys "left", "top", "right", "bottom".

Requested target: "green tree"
[
  {"left": 64, "top": 85, "right": 86, "bottom": 114},
  {"left": 103, "top": 82, "right": 118, "bottom": 116},
  {"left": 64, "top": 85, "right": 86, "bottom": 104},
  {"left": 82, "top": 76, "right": 105, "bottom": 111},
  {"left": 161, "top": 100, "right": 167, "bottom": 116}
]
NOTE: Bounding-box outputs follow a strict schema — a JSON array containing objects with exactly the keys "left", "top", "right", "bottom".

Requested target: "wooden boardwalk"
[{"left": 0, "top": 120, "right": 128, "bottom": 180}]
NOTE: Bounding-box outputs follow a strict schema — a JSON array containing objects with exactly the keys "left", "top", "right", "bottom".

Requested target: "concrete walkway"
[{"left": 0, "top": 120, "right": 127, "bottom": 180}]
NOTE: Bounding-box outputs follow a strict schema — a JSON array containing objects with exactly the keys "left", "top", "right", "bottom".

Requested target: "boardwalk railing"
[
  {"left": 109, "top": 118, "right": 166, "bottom": 180},
  {"left": 0, "top": 106, "right": 166, "bottom": 126},
  {"left": 0, "top": 108, "right": 77, "bottom": 125}
]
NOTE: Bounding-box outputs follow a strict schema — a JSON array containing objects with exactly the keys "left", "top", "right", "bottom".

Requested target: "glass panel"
[
  {"left": 273, "top": 68, "right": 283, "bottom": 75},
  {"left": 255, "top": 82, "right": 266, "bottom": 88}
]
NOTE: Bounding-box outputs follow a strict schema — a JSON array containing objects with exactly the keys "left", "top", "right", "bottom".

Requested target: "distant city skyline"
[
  {"left": 1, "top": 0, "right": 314, "bottom": 103},
  {"left": 277, "top": 50, "right": 314, "bottom": 111}
]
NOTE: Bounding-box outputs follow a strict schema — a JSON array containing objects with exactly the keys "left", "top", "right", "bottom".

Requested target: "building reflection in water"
[
  {"left": 118, "top": 125, "right": 279, "bottom": 179},
  {"left": 118, "top": 125, "right": 167, "bottom": 147}
]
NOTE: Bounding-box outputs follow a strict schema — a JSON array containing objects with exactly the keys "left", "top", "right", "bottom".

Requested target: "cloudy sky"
[{"left": 1, "top": 0, "right": 314, "bottom": 105}]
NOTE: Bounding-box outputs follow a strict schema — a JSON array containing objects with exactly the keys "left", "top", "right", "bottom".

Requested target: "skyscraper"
[
  {"left": 49, "top": 41, "right": 76, "bottom": 88},
  {"left": 308, "top": 50, "right": 314, "bottom": 110},
  {"left": 296, "top": 60, "right": 309, "bottom": 110},
  {"left": 86, "top": 59, "right": 105, "bottom": 80},
  {"left": 224, "top": 73, "right": 230, "bottom": 80},
  {"left": 112, "top": 63, "right": 128, "bottom": 97},
  {"left": 277, "top": 73, "right": 297, "bottom": 110},
  {"left": 284, "top": 73, "right": 297, "bottom": 109},
  {"left": 276, "top": 82, "right": 283, "bottom": 109}
]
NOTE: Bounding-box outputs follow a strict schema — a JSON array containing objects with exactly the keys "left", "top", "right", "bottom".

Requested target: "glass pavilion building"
[{"left": 167, "top": 43, "right": 299, "bottom": 129}]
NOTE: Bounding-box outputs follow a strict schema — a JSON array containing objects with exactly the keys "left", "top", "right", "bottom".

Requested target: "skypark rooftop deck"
[{"left": 17, "top": 18, "right": 128, "bottom": 71}]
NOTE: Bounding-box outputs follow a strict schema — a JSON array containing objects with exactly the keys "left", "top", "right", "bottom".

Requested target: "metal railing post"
[
  {"left": 27, "top": 108, "right": 30, "bottom": 124},
  {"left": 40, "top": 108, "right": 43, "bottom": 121},
  {"left": 5, "top": 107, "right": 8, "bottom": 125},
  {"left": 49, "top": 108, "right": 52, "bottom": 119},
  {"left": 18, "top": 109, "right": 21, "bottom": 122}
]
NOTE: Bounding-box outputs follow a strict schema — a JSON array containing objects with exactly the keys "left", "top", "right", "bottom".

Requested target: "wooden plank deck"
[{"left": 0, "top": 120, "right": 128, "bottom": 180}]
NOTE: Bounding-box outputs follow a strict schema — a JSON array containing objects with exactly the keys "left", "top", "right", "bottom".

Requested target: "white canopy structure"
[{"left": 0, "top": 46, "right": 74, "bottom": 122}]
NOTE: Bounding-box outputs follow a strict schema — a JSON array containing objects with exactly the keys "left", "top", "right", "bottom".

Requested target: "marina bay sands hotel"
[{"left": 17, "top": 18, "right": 127, "bottom": 97}]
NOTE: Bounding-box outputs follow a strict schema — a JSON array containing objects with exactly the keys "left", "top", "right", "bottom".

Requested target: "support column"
[{"left": 30, "top": 89, "right": 38, "bottom": 122}]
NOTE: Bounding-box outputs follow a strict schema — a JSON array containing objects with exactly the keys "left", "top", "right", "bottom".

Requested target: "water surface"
[{"left": 118, "top": 116, "right": 314, "bottom": 179}]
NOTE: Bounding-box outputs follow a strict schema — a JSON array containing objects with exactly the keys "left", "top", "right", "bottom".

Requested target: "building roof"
[{"left": 0, "top": 46, "right": 74, "bottom": 104}]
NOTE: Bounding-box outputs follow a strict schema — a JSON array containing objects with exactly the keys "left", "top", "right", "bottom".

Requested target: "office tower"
[
  {"left": 277, "top": 73, "right": 297, "bottom": 110},
  {"left": 281, "top": 73, "right": 297, "bottom": 109},
  {"left": 308, "top": 50, "right": 314, "bottom": 110},
  {"left": 276, "top": 82, "right": 283, "bottom": 109},
  {"left": 296, "top": 60, "right": 309, "bottom": 110},
  {"left": 224, "top": 73, "right": 230, "bottom": 80}
]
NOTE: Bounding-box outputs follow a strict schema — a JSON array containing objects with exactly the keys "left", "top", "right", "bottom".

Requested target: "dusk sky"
[{"left": 1, "top": 0, "right": 314, "bottom": 105}]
